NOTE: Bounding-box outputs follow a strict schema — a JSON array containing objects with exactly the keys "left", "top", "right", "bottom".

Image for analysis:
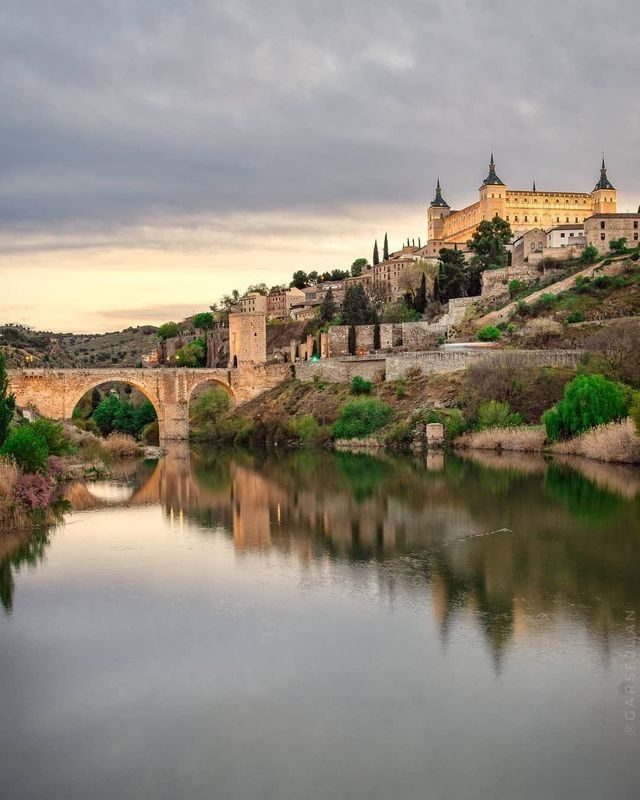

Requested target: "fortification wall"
[
  {"left": 386, "top": 349, "right": 583, "bottom": 380},
  {"left": 296, "top": 357, "right": 385, "bottom": 383}
]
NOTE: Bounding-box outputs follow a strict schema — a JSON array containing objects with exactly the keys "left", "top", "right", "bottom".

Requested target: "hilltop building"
[{"left": 425, "top": 155, "right": 617, "bottom": 254}]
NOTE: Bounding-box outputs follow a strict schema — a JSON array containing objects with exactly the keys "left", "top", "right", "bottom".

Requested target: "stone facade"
[
  {"left": 267, "top": 287, "right": 305, "bottom": 319},
  {"left": 512, "top": 228, "right": 546, "bottom": 268},
  {"left": 228, "top": 312, "right": 267, "bottom": 367},
  {"left": 427, "top": 155, "right": 617, "bottom": 251},
  {"left": 8, "top": 365, "right": 289, "bottom": 443},
  {"left": 584, "top": 213, "right": 640, "bottom": 254},
  {"left": 481, "top": 265, "right": 539, "bottom": 298},
  {"left": 236, "top": 292, "right": 267, "bottom": 314}
]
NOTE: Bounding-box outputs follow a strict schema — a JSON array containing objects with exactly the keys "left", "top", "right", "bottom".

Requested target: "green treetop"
[{"left": 466, "top": 215, "right": 512, "bottom": 272}]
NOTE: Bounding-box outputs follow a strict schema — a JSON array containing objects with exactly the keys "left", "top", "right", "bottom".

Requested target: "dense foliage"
[
  {"left": 543, "top": 374, "right": 629, "bottom": 441},
  {"left": 476, "top": 325, "right": 501, "bottom": 342},
  {"left": 189, "top": 387, "right": 231, "bottom": 440},
  {"left": 157, "top": 322, "right": 180, "bottom": 340},
  {"left": 332, "top": 398, "right": 392, "bottom": 440},
  {"left": 350, "top": 376, "right": 372, "bottom": 395},
  {"left": 466, "top": 215, "right": 512, "bottom": 273},
  {"left": 92, "top": 395, "right": 157, "bottom": 438},
  {"left": 2, "top": 426, "right": 49, "bottom": 472},
  {"left": 0, "top": 354, "right": 16, "bottom": 448}
]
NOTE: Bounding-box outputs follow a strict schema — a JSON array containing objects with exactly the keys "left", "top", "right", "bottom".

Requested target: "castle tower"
[
  {"left": 478, "top": 152, "right": 507, "bottom": 221},
  {"left": 591, "top": 156, "right": 616, "bottom": 214},
  {"left": 427, "top": 178, "right": 450, "bottom": 241}
]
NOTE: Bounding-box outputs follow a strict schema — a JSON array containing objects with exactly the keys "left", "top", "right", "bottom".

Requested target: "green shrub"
[
  {"left": 537, "top": 292, "right": 556, "bottom": 309},
  {"left": 288, "top": 415, "right": 321, "bottom": 444},
  {"left": 631, "top": 393, "right": 640, "bottom": 436},
  {"left": 190, "top": 387, "right": 231, "bottom": 439},
  {"left": 580, "top": 244, "right": 598, "bottom": 264},
  {"left": 2, "top": 426, "right": 49, "bottom": 472},
  {"left": 476, "top": 400, "right": 523, "bottom": 430},
  {"left": 516, "top": 299, "right": 529, "bottom": 316},
  {"left": 350, "top": 375, "right": 372, "bottom": 395},
  {"left": 30, "top": 418, "right": 72, "bottom": 455},
  {"left": 393, "top": 379, "right": 406, "bottom": 399},
  {"left": 630, "top": 252, "right": 639, "bottom": 262},
  {"left": 506, "top": 323, "right": 516, "bottom": 334},
  {"left": 157, "top": 321, "right": 179, "bottom": 340},
  {"left": 332, "top": 398, "right": 392, "bottom": 440},
  {"left": 141, "top": 420, "right": 160, "bottom": 445},
  {"left": 508, "top": 279, "right": 526, "bottom": 298},
  {"left": 383, "top": 419, "right": 413, "bottom": 447},
  {"left": 542, "top": 373, "right": 629, "bottom": 441},
  {"left": 175, "top": 339, "right": 206, "bottom": 367},
  {"left": 476, "top": 325, "right": 501, "bottom": 342},
  {"left": 441, "top": 408, "right": 467, "bottom": 438},
  {"left": 567, "top": 310, "right": 585, "bottom": 324}
]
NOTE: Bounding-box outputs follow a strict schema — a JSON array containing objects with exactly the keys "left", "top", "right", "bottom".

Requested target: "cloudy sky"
[{"left": 1, "top": 0, "right": 639, "bottom": 332}]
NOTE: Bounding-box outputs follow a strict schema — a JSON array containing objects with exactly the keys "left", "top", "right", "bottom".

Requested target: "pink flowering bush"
[
  {"left": 46, "top": 454, "right": 66, "bottom": 479},
  {"left": 15, "top": 473, "right": 55, "bottom": 510}
]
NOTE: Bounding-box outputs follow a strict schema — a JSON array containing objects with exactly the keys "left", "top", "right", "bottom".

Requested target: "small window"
[
  {"left": 560, "top": 233, "right": 565, "bottom": 238},
  {"left": 635, "top": 233, "right": 639, "bottom": 241},
  {"left": 514, "top": 215, "right": 518, "bottom": 222},
  {"left": 534, "top": 216, "right": 538, "bottom": 222},
  {"left": 601, "top": 233, "right": 606, "bottom": 240},
  {"left": 566, "top": 217, "right": 569, "bottom": 223},
  {"left": 634, "top": 221, "right": 638, "bottom": 229},
  {"left": 524, "top": 216, "right": 528, "bottom": 222},
  {"left": 506, "top": 215, "right": 510, "bottom": 221},
  {"left": 556, "top": 216, "right": 560, "bottom": 223},
  {"left": 600, "top": 221, "right": 605, "bottom": 229}
]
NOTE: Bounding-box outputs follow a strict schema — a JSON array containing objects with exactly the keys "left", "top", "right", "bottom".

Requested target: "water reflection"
[{"left": 3, "top": 445, "right": 640, "bottom": 668}]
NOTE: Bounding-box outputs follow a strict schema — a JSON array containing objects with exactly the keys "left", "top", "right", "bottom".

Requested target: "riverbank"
[{"left": 189, "top": 356, "right": 640, "bottom": 466}]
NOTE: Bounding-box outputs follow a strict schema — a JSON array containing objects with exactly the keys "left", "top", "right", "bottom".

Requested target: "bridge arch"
[{"left": 66, "top": 377, "right": 164, "bottom": 443}]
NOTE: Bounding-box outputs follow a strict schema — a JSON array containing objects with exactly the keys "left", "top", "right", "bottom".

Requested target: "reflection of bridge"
[{"left": 8, "top": 366, "right": 288, "bottom": 442}]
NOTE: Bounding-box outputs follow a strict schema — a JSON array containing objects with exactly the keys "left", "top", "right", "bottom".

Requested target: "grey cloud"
[{"left": 1, "top": 0, "right": 639, "bottom": 231}]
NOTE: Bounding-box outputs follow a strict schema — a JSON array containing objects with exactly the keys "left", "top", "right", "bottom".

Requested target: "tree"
[
  {"left": 373, "top": 239, "right": 379, "bottom": 266},
  {"left": 351, "top": 257, "right": 368, "bottom": 277},
  {"left": 157, "top": 322, "right": 179, "bottom": 340},
  {"left": 383, "top": 233, "right": 389, "bottom": 261},
  {"left": 291, "top": 270, "right": 309, "bottom": 289},
  {"left": 347, "top": 325, "right": 357, "bottom": 356},
  {"left": 308, "top": 271, "right": 319, "bottom": 283},
  {"left": 413, "top": 272, "right": 428, "bottom": 313},
  {"left": 0, "top": 353, "right": 15, "bottom": 448},
  {"left": 542, "top": 374, "right": 629, "bottom": 441},
  {"left": 342, "top": 284, "right": 373, "bottom": 326},
  {"left": 193, "top": 312, "right": 214, "bottom": 331},
  {"left": 319, "top": 287, "right": 338, "bottom": 323},
  {"left": 579, "top": 244, "right": 598, "bottom": 265},
  {"left": 318, "top": 268, "right": 349, "bottom": 282},
  {"left": 466, "top": 215, "right": 512, "bottom": 272},
  {"left": 92, "top": 394, "right": 122, "bottom": 436},
  {"left": 2, "top": 426, "right": 48, "bottom": 472},
  {"left": 175, "top": 339, "right": 206, "bottom": 367},
  {"left": 246, "top": 283, "right": 269, "bottom": 295},
  {"left": 609, "top": 237, "right": 627, "bottom": 253},
  {"left": 373, "top": 311, "right": 381, "bottom": 350},
  {"left": 220, "top": 289, "right": 240, "bottom": 309},
  {"left": 435, "top": 249, "right": 466, "bottom": 302}
]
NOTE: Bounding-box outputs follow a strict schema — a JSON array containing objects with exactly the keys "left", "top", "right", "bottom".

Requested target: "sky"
[{"left": 1, "top": 0, "right": 639, "bottom": 333}]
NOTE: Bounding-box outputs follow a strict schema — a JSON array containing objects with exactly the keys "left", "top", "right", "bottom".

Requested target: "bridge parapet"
[{"left": 7, "top": 365, "right": 289, "bottom": 442}]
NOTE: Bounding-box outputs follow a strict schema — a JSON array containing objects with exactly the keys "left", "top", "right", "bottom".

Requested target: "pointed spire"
[
  {"left": 430, "top": 177, "right": 449, "bottom": 207},
  {"left": 532, "top": 179, "right": 536, "bottom": 192},
  {"left": 482, "top": 152, "right": 504, "bottom": 186},
  {"left": 594, "top": 153, "right": 615, "bottom": 191}
]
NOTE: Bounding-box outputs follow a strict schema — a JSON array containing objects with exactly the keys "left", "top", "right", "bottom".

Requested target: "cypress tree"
[
  {"left": 373, "top": 240, "right": 379, "bottom": 266},
  {"left": 348, "top": 325, "right": 357, "bottom": 356},
  {"left": 383, "top": 233, "right": 389, "bottom": 261},
  {"left": 415, "top": 273, "right": 428, "bottom": 313},
  {"left": 319, "top": 287, "right": 337, "bottom": 323},
  {"left": 373, "top": 311, "right": 381, "bottom": 350}
]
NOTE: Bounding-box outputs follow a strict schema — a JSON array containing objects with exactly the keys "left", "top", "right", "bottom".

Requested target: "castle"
[{"left": 425, "top": 154, "right": 617, "bottom": 254}]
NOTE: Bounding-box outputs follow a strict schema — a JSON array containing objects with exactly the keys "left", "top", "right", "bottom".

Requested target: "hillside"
[{"left": 0, "top": 324, "right": 159, "bottom": 368}]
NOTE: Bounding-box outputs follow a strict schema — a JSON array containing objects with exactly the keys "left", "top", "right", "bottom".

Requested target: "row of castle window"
[
  {"left": 496, "top": 195, "right": 592, "bottom": 204},
  {"left": 507, "top": 215, "right": 581, "bottom": 223},
  {"left": 601, "top": 220, "right": 639, "bottom": 229}
]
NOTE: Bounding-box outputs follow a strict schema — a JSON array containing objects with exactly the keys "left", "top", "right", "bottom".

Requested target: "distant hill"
[{"left": 0, "top": 324, "right": 159, "bottom": 368}]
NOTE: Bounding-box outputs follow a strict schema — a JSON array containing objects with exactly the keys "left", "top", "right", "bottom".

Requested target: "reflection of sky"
[
  {"left": 1, "top": 494, "right": 638, "bottom": 799},
  {"left": 85, "top": 481, "right": 136, "bottom": 503}
]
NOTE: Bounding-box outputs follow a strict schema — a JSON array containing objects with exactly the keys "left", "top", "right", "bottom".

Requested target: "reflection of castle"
[{"left": 54, "top": 446, "right": 640, "bottom": 670}]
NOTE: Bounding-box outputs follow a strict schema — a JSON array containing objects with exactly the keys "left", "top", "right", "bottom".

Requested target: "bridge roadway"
[{"left": 7, "top": 365, "right": 289, "bottom": 443}]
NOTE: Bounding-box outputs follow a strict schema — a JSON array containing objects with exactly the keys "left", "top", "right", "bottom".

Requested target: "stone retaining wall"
[{"left": 296, "top": 357, "right": 385, "bottom": 383}]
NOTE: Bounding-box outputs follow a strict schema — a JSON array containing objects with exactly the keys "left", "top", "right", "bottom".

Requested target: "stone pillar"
[
  {"left": 426, "top": 423, "right": 445, "bottom": 448},
  {"left": 320, "top": 332, "right": 329, "bottom": 359}
]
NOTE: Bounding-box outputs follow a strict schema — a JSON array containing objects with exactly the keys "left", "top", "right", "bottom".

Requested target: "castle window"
[
  {"left": 575, "top": 217, "right": 578, "bottom": 223},
  {"left": 566, "top": 217, "right": 569, "bottom": 223},
  {"left": 506, "top": 215, "right": 510, "bottom": 221},
  {"left": 601, "top": 233, "right": 606, "bottom": 240},
  {"left": 600, "top": 221, "right": 605, "bottom": 229},
  {"left": 635, "top": 233, "right": 639, "bottom": 240},
  {"left": 534, "top": 216, "right": 538, "bottom": 222},
  {"left": 556, "top": 199, "right": 560, "bottom": 203},
  {"left": 524, "top": 216, "right": 528, "bottom": 222},
  {"left": 556, "top": 216, "right": 560, "bottom": 223},
  {"left": 634, "top": 222, "right": 638, "bottom": 229},
  {"left": 514, "top": 215, "right": 518, "bottom": 222},
  {"left": 561, "top": 233, "right": 565, "bottom": 238}
]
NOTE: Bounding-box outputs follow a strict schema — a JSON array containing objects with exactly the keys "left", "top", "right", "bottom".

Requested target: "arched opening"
[
  {"left": 70, "top": 381, "right": 161, "bottom": 445},
  {"left": 188, "top": 379, "right": 235, "bottom": 442}
]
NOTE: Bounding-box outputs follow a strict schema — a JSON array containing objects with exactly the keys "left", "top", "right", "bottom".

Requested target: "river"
[{"left": 1, "top": 446, "right": 639, "bottom": 799}]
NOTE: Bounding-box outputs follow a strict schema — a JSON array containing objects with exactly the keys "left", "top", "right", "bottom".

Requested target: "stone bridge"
[{"left": 8, "top": 365, "right": 289, "bottom": 443}]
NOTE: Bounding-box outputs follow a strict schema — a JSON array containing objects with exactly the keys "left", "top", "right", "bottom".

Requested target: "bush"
[
  {"left": 103, "top": 433, "right": 139, "bottom": 458},
  {"left": 567, "top": 310, "right": 584, "bottom": 324},
  {"left": 542, "top": 374, "right": 629, "bottom": 442},
  {"left": 30, "top": 418, "right": 72, "bottom": 455},
  {"left": 631, "top": 393, "right": 640, "bottom": 436},
  {"left": 476, "top": 400, "right": 523, "bottom": 430},
  {"left": 288, "top": 415, "right": 321, "bottom": 444},
  {"left": 141, "top": 420, "right": 160, "bottom": 445},
  {"left": 2, "top": 426, "right": 49, "bottom": 472},
  {"left": 393, "top": 379, "right": 406, "bottom": 399},
  {"left": 350, "top": 375, "right": 372, "bottom": 395},
  {"left": 332, "top": 398, "right": 392, "bottom": 440},
  {"left": 508, "top": 279, "right": 526, "bottom": 298},
  {"left": 190, "top": 387, "right": 230, "bottom": 439},
  {"left": 476, "top": 325, "right": 501, "bottom": 342},
  {"left": 506, "top": 323, "right": 516, "bottom": 335},
  {"left": 157, "top": 322, "right": 180, "bottom": 340},
  {"left": 175, "top": 339, "right": 206, "bottom": 367},
  {"left": 580, "top": 244, "right": 598, "bottom": 264},
  {"left": 441, "top": 408, "right": 467, "bottom": 439},
  {"left": 14, "top": 473, "right": 54, "bottom": 509}
]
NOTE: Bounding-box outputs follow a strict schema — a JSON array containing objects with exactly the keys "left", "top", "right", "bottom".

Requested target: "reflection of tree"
[
  {"left": 0, "top": 529, "right": 53, "bottom": 614},
  {"left": 544, "top": 463, "right": 623, "bottom": 524}
]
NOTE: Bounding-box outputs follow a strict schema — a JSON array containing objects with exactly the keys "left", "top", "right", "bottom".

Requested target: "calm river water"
[{"left": 1, "top": 446, "right": 639, "bottom": 799}]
